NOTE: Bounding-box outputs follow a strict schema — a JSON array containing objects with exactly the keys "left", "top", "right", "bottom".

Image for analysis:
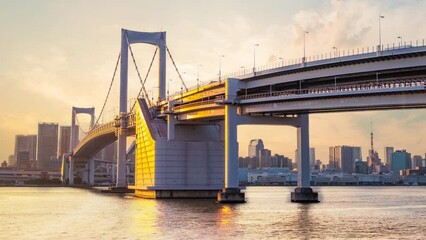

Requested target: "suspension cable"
[
  {"left": 166, "top": 46, "right": 188, "bottom": 92},
  {"left": 131, "top": 48, "right": 158, "bottom": 112},
  {"left": 125, "top": 32, "right": 152, "bottom": 107},
  {"left": 93, "top": 52, "right": 121, "bottom": 127}
]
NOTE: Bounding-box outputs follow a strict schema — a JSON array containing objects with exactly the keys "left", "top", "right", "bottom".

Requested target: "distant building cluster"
[
  {"left": 238, "top": 138, "right": 426, "bottom": 186},
  {"left": 2, "top": 122, "right": 116, "bottom": 172},
  {"left": 238, "top": 139, "right": 293, "bottom": 169}
]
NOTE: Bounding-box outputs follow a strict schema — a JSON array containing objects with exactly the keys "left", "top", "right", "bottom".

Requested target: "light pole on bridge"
[
  {"left": 398, "top": 36, "right": 403, "bottom": 47},
  {"left": 303, "top": 31, "right": 309, "bottom": 63},
  {"left": 253, "top": 43, "right": 259, "bottom": 75},
  {"left": 197, "top": 65, "right": 202, "bottom": 90},
  {"left": 333, "top": 46, "right": 338, "bottom": 57},
  {"left": 378, "top": 15, "right": 384, "bottom": 51},
  {"left": 279, "top": 57, "right": 284, "bottom": 66},
  {"left": 218, "top": 55, "right": 224, "bottom": 83}
]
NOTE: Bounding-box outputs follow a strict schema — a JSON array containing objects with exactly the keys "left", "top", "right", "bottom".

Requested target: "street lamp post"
[
  {"left": 197, "top": 65, "right": 202, "bottom": 90},
  {"left": 253, "top": 43, "right": 259, "bottom": 74},
  {"left": 333, "top": 46, "right": 338, "bottom": 57},
  {"left": 302, "top": 31, "right": 309, "bottom": 64},
  {"left": 398, "top": 36, "right": 402, "bottom": 47},
  {"left": 279, "top": 57, "right": 284, "bottom": 66},
  {"left": 241, "top": 66, "right": 245, "bottom": 75},
  {"left": 218, "top": 55, "right": 224, "bottom": 83},
  {"left": 378, "top": 15, "right": 384, "bottom": 51}
]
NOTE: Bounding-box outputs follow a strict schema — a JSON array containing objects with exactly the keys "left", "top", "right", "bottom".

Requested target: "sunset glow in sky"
[{"left": 1, "top": 0, "right": 426, "bottom": 163}]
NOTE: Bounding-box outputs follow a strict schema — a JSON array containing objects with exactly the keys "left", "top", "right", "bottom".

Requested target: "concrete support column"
[
  {"left": 69, "top": 157, "right": 75, "bottom": 185},
  {"left": 291, "top": 114, "right": 319, "bottom": 203},
  {"left": 218, "top": 78, "right": 245, "bottom": 203},
  {"left": 89, "top": 159, "right": 95, "bottom": 186},
  {"left": 297, "top": 114, "right": 310, "bottom": 188},
  {"left": 224, "top": 103, "right": 238, "bottom": 189},
  {"left": 82, "top": 160, "right": 89, "bottom": 184}
]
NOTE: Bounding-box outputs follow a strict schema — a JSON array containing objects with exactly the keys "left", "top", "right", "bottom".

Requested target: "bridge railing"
[
  {"left": 221, "top": 39, "right": 426, "bottom": 80},
  {"left": 239, "top": 77, "right": 426, "bottom": 101}
]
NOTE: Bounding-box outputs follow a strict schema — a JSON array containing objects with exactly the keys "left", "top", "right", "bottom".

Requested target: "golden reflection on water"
[
  {"left": 129, "top": 198, "right": 159, "bottom": 238},
  {"left": 216, "top": 205, "right": 236, "bottom": 227}
]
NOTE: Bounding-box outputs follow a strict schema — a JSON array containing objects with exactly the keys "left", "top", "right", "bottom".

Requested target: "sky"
[{"left": 1, "top": 0, "right": 426, "bottom": 163}]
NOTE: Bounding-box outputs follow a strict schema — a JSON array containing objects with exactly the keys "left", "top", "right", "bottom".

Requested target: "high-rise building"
[
  {"left": 259, "top": 149, "right": 271, "bottom": 167},
  {"left": 37, "top": 123, "right": 59, "bottom": 170},
  {"left": 7, "top": 155, "right": 15, "bottom": 167},
  {"left": 329, "top": 145, "right": 360, "bottom": 174},
  {"left": 391, "top": 150, "right": 411, "bottom": 173},
  {"left": 14, "top": 135, "right": 37, "bottom": 170},
  {"left": 352, "top": 147, "right": 362, "bottom": 162},
  {"left": 58, "top": 126, "right": 71, "bottom": 158},
  {"left": 271, "top": 154, "right": 292, "bottom": 169},
  {"left": 412, "top": 155, "right": 423, "bottom": 169},
  {"left": 248, "top": 139, "right": 264, "bottom": 158},
  {"left": 384, "top": 147, "right": 394, "bottom": 166}
]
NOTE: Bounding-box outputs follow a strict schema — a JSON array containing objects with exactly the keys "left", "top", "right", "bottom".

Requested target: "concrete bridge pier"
[
  {"left": 291, "top": 114, "right": 319, "bottom": 203},
  {"left": 218, "top": 78, "right": 245, "bottom": 203}
]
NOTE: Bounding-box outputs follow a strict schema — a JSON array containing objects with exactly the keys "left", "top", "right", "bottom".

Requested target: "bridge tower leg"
[
  {"left": 218, "top": 78, "right": 245, "bottom": 203},
  {"left": 291, "top": 114, "right": 319, "bottom": 203},
  {"left": 69, "top": 157, "right": 75, "bottom": 185},
  {"left": 88, "top": 158, "right": 95, "bottom": 186}
]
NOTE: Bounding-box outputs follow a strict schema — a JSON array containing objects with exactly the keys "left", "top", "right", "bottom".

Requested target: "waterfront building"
[
  {"left": 1, "top": 161, "right": 7, "bottom": 168},
  {"left": 391, "top": 150, "right": 411, "bottom": 173},
  {"left": 355, "top": 161, "right": 369, "bottom": 174},
  {"left": 14, "top": 135, "right": 37, "bottom": 170},
  {"left": 58, "top": 126, "right": 71, "bottom": 158},
  {"left": 352, "top": 147, "right": 362, "bottom": 162},
  {"left": 248, "top": 139, "right": 264, "bottom": 158},
  {"left": 384, "top": 147, "right": 394, "bottom": 166},
  {"left": 37, "top": 123, "right": 59, "bottom": 170}
]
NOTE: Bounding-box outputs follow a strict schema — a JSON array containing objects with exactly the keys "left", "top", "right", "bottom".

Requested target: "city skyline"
[{"left": 1, "top": 1, "right": 426, "bottom": 163}]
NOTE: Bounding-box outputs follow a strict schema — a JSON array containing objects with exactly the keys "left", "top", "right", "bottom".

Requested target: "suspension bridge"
[{"left": 62, "top": 29, "right": 426, "bottom": 203}]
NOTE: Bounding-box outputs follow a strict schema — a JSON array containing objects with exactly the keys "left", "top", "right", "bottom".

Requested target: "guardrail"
[{"left": 239, "top": 77, "right": 426, "bottom": 101}]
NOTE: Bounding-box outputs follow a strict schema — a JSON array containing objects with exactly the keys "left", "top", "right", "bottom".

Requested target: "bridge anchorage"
[{"left": 67, "top": 28, "right": 426, "bottom": 203}]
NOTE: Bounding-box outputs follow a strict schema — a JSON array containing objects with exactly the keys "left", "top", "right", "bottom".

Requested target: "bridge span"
[{"left": 64, "top": 29, "right": 426, "bottom": 203}]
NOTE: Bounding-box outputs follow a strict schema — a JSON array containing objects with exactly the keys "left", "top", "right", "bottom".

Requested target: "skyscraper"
[
  {"left": 391, "top": 150, "right": 411, "bottom": 173},
  {"left": 329, "top": 145, "right": 361, "bottom": 174},
  {"left": 259, "top": 149, "right": 271, "bottom": 167},
  {"left": 412, "top": 155, "right": 423, "bottom": 169},
  {"left": 384, "top": 147, "right": 394, "bottom": 166},
  {"left": 58, "top": 126, "right": 71, "bottom": 158},
  {"left": 37, "top": 123, "right": 59, "bottom": 170},
  {"left": 14, "top": 135, "right": 37, "bottom": 170},
  {"left": 248, "top": 139, "right": 264, "bottom": 158}
]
